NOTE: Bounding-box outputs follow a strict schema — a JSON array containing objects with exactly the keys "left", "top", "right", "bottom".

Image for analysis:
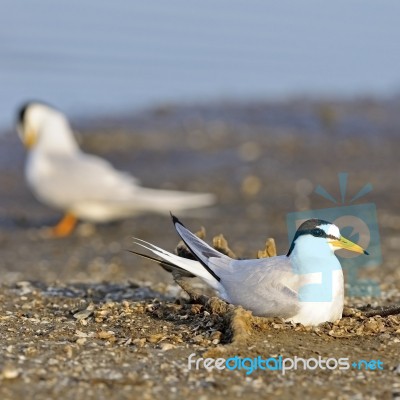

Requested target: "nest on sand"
[{"left": 167, "top": 228, "right": 400, "bottom": 346}]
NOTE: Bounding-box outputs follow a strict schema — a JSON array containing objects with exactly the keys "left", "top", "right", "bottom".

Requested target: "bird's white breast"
[
  {"left": 26, "top": 151, "right": 51, "bottom": 196},
  {"left": 288, "top": 235, "right": 345, "bottom": 325},
  {"left": 288, "top": 269, "right": 344, "bottom": 325}
]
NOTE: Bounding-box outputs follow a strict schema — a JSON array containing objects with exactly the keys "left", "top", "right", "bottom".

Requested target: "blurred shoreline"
[
  {"left": 1, "top": 97, "right": 400, "bottom": 286},
  {"left": 5, "top": 95, "right": 400, "bottom": 137}
]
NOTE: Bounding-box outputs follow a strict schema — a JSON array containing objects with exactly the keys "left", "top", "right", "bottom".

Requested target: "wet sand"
[{"left": 0, "top": 98, "right": 400, "bottom": 399}]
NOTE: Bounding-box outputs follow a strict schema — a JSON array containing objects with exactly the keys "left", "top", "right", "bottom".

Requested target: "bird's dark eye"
[{"left": 312, "top": 228, "right": 325, "bottom": 237}]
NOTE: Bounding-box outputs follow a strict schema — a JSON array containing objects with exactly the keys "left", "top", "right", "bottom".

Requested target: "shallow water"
[{"left": 1, "top": 1, "right": 400, "bottom": 131}]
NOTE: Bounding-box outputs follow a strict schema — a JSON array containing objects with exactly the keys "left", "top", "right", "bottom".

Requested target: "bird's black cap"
[
  {"left": 17, "top": 102, "right": 32, "bottom": 125},
  {"left": 287, "top": 219, "right": 335, "bottom": 256},
  {"left": 16, "top": 100, "right": 53, "bottom": 126}
]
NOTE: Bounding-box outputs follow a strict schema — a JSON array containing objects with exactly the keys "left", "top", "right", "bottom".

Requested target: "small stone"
[
  {"left": 15, "top": 281, "right": 34, "bottom": 295},
  {"left": 192, "top": 335, "right": 204, "bottom": 344},
  {"left": 160, "top": 343, "right": 176, "bottom": 351},
  {"left": 1, "top": 365, "right": 20, "bottom": 379},
  {"left": 210, "top": 331, "right": 222, "bottom": 341},
  {"left": 133, "top": 338, "right": 146, "bottom": 347},
  {"left": 97, "top": 330, "right": 115, "bottom": 340},
  {"left": 74, "top": 307, "right": 94, "bottom": 320},
  {"left": 364, "top": 318, "right": 385, "bottom": 333},
  {"left": 148, "top": 333, "right": 164, "bottom": 343},
  {"left": 64, "top": 345, "right": 74, "bottom": 358}
]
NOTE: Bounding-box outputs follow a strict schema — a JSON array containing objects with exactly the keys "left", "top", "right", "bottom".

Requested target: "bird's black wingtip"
[
  {"left": 170, "top": 212, "right": 185, "bottom": 227},
  {"left": 364, "top": 250, "right": 369, "bottom": 255}
]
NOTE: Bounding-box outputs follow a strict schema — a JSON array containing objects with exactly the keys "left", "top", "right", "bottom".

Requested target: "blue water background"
[{"left": 1, "top": 0, "right": 400, "bottom": 131}]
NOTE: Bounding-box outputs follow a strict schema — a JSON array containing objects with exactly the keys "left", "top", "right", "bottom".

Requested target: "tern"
[
  {"left": 132, "top": 215, "right": 369, "bottom": 326},
  {"left": 16, "top": 102, "right": 215, "bottom": 237}
]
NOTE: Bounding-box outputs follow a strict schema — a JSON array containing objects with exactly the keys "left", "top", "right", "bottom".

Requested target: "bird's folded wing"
[
  {"left": 38, "top": 153, "right": 140, "bottom": 205},
  {"left": 219, "top": 257, "right": 301, "bottom": 319}
]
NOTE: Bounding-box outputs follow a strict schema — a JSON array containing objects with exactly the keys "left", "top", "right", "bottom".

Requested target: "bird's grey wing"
[
  {"left": 219, "top": 256, "right": 301, "bottom": 319},
  {"left": 172, "top": 216, "right": 300, "bottom": 318},
  {"left": 37, "top": 153, "right": 139, "bottom": 206}
]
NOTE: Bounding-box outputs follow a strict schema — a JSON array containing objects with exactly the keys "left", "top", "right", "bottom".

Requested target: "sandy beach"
[{"left": 0, "top": 98, "right": 400, "bottom": 399}]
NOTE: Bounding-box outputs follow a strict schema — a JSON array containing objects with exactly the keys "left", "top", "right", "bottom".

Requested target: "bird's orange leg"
[{"left": 51, "top": 213, "right": 78, "bottom": 237}]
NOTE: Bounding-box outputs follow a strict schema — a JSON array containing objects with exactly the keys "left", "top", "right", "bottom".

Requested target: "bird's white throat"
[{"left": 290, "top": 234, "right": 340, "bottom": 268}]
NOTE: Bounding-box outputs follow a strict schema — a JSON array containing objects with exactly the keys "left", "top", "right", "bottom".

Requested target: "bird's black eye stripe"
[
  {"left": 326, "top": 234, "right": 339, "bottom": 240},
  {"left": 312, "top": 228, "right": 325, "bottom": 237},
  {"left": 311, "top": 229, "right": 339, "bottom": 240}
]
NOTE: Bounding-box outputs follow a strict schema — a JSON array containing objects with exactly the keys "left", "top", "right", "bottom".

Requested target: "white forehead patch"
[{"left": 317, "top": 223, "right": 340, "bottom": 239}]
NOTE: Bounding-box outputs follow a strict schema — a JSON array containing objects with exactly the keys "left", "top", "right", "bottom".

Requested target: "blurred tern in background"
[
  {"left": 132, "top": 215, "right": 369, "bottom": 326},
  {"left": 16, "top": 102, "right": 215, "bottom": 237}
]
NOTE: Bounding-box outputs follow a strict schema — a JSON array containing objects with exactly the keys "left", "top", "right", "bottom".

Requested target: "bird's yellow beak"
[
  {"left": 330, "top": 236, "right": 369, "bottom": 255},
  {"left": 23, "top": 128, "right": 37, "bottom": 150}
]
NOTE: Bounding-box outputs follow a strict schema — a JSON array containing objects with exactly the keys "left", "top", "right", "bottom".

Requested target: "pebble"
[
  {"left": 1, "top": 365, "right": 20, "bottom": 379},
  {"left": 73, "top": 308, "right": 94, "bottom": 320},
  {"left": 159, "top": 343, "right": 176, "bottom": 351}
]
